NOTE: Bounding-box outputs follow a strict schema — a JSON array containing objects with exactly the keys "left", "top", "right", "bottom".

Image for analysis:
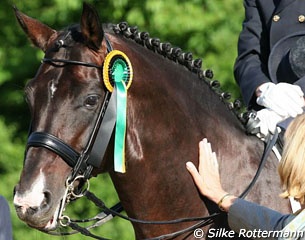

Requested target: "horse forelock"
[{"left": 47, "top": 25, "right": 82, "bottom": 52}]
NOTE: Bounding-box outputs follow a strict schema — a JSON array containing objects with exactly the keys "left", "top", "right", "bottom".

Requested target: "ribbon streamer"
[
  {"left": 113, "top": 81, "right": 127, "bottom": 173},
  {"left": 103, "top": 50, "right": 133, "bottom": 173}
]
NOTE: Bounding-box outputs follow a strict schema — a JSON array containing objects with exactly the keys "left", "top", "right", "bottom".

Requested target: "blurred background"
[{"left": 0, "top": 0, "right": 243, "bottom": 239}]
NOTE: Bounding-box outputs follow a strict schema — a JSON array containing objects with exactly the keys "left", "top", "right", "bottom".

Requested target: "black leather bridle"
[{"left": 26, "top": 37, "right": 116, "bottom": 182}]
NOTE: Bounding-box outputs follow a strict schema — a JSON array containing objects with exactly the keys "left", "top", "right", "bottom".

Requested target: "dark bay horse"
[{"left": 13, "top": 3, "right": 290, "bottom": 239}]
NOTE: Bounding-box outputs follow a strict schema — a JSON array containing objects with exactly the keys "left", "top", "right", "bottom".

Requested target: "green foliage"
[{"left": 0, "top": 0, "right": 244, "bottom": 239}]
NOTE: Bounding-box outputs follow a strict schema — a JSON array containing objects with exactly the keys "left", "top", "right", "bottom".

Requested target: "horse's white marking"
[
  {"left": 50, "top": 80, "right": 57, "bottom": 98},
  {"left": 13, "top": 171, "right": 46, "bottom": 212}
]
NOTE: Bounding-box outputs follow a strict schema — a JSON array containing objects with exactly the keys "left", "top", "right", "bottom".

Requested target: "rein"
[
  {"left": 64, "top": 130, "right": 278, "bottom": 240},
  {"left": 239, "top": 128, "right": 279, "bottom": 199},
  {"left": 25, "top": 33, "right": 280, "bottom": 239}
]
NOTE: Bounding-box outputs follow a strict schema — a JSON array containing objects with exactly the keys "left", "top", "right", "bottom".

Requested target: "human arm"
[
  {"left": 235, "top": 1, "right": 304, "bottom": 116},
  {"left": 228, "top": 198, "right": 294, "bottom": 234},
  {"left": 234, "top": 0, "right": 270, "bottom": 109},
  {"left": 235, "top": 0, "right": 304, "bottom": 128},
  {"left": 186, "top": 139, "right": 295, "bottom": 235}
]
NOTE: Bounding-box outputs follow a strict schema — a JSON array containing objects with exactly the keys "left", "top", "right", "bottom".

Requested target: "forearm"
[
  {"left": 234, "top": 0, "right": 270, "bottom": 108},
  {"left": 228, "top": 198, "right": 294, "bottom": 234},
  {"left": 216, "top": 193, "right": 238, "bottom": 212},
  {"left": 210, "top": 194, "right": 294, "bottom": 236}
]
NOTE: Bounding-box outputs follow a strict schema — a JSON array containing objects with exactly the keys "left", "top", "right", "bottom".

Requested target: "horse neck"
[{"left": 107, "top": 34, "right": 245, "bottom": 238}]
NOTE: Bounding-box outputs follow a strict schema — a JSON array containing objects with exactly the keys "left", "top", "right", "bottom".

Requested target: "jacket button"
[
  {"left": 273, "top": 15, "right": 280, "bottom": 22},
  {"left": 299, "top": 15, "right": 305, "bottom": 23}
]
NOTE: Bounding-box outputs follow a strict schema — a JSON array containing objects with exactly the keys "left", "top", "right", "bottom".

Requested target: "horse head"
[{"left": 13, "top": 3, "right": 109, "bottom": 230}]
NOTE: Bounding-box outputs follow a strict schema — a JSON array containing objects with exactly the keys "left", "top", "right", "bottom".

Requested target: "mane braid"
[{"left": 112, "top": 22, "right": 249, "bottom": 124}]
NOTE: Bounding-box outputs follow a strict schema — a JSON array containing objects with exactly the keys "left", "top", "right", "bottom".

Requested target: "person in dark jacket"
[
  {"left": 186, "top": 114, "right": 305, "bottom": 239},
  {"left": 235, "top": 0, "right": 305, "bottom": 135},
  {"left": 0, "top": 195, "right": 12, "bottom": 240}
]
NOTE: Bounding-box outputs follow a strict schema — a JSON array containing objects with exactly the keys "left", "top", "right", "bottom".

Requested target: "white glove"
[
  {"left": 256, "top": 82, "right": 304, "bottom": 118},
  {"left": 255, "top": 108, "right": 285, "bottom": 136}
]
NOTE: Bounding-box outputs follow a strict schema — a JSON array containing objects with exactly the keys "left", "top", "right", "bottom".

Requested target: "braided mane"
[{"left": 111, "top": 22, "right": 249, "bottom": 124}]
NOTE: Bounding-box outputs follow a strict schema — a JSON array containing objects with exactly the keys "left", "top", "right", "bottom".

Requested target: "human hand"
[
  {"left": 186, "top": 139, "right": 235, "bottom": 211},
  {"left": 256, "top": 82, "right": 304, "bottom": 118},
  {"left": 253, "top": 108, "right": 285, "bottom": 136}
]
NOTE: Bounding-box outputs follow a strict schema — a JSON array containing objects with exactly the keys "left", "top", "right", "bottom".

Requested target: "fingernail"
[{"left": 186, "top": 162, "right": 193, "bottom": 169}]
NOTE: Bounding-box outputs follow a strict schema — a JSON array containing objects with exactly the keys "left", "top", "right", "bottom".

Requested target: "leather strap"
[
  {"left": 87, "top": 88, "right": 117, "bottom": 167},
  {"left": 27, "top": 132, "right": 80, "bottom": 168}
]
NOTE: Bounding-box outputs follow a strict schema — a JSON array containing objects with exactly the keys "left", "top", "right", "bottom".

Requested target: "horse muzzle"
[
  {"left": 13, "top": 168, "right": 66, "bottom": 231},
  {"left": 13, "top": 188, "right": 60, "bottom": 230}
]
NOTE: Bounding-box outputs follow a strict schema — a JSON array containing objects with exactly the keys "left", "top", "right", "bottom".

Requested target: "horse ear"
[
  {"left": 80, "top": 3, "right": 104, "bottom": 51},
  {"left": 13, "top": 6, "right": 56, "bottom": 52}
]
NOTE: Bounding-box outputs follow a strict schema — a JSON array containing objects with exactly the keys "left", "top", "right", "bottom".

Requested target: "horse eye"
[{"left": 84, "top": 95, "right": 99, "bottom": 108}]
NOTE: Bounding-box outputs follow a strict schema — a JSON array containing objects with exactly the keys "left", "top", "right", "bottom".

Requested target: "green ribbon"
[{"left": 112, "top": 58, "right": 129, "bottom": 173}]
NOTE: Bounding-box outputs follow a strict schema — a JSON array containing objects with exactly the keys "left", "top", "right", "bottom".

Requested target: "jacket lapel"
[{"left": 275, "top": 0, "right": 297, "bottom": 13}]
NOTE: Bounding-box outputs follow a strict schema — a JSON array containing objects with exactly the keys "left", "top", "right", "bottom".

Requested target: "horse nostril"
[
  {"left": 13, "top": 185, "right": 19, "bottom": 196},
  {"left": 28, "top": 206, "right": 39, "bottom": 215},
  {"left": 41, "top": 191, "right": 52, "bottom": 208}
]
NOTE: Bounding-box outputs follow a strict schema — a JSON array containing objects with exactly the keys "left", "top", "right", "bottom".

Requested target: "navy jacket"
[
  {"left": 0, "top": 196, "right": 12, "bottom": 240},
  {"left": 228, "top": 198, "right": 298, "bottom": 239},
  {"left": 234, "top": 0, "right": 305, "bottom": 110}
]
